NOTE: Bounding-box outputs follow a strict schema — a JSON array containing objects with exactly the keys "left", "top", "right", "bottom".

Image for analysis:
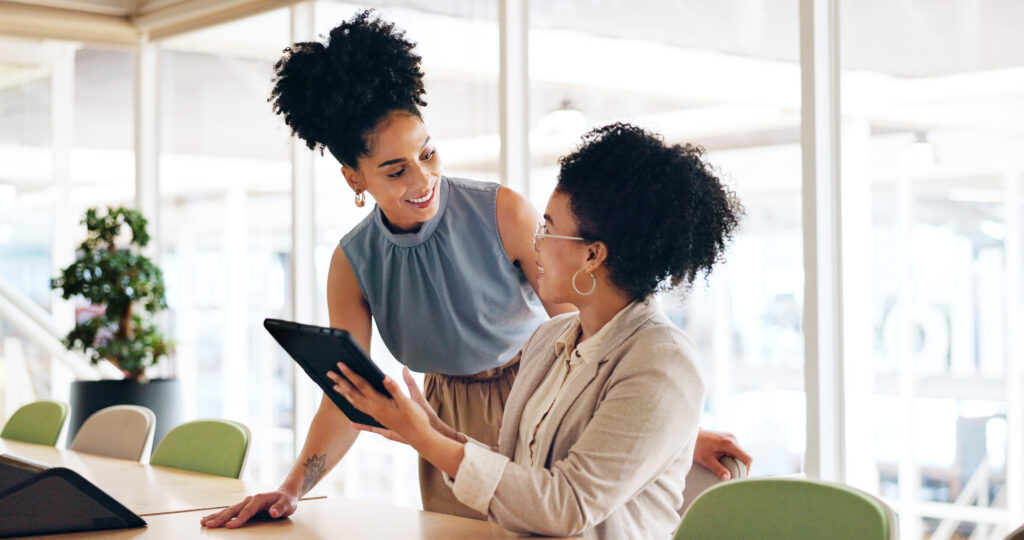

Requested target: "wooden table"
[
  {"left": 2, "top": 438, "right": 585, "bottom": 539},
  {"left": 0, "top": 438, "right": 273, "bottom": 516},
  {"left": 24, "top": 497, "right": 583, "bottom": 539}
]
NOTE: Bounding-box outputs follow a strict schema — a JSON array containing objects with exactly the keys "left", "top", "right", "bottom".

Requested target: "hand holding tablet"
[{"left": 264, "top": 318, "right": 390, "bottom": 429}]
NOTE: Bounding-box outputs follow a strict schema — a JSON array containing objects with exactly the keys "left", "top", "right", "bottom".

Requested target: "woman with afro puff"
[
  {"left": 328, "top": 122, "right": 743, "bottom": 539},
  {"left": 201, "top": 10, "right": 749, "bottom": 528}
]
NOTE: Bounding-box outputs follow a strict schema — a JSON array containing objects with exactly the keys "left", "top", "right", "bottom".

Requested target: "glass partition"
[
  {"left": 0, "top": 57, "right": 55, "bottom": 417},
  {"left": 158, "top": 8, "right": 295, "bottom": 485},
  {"left": 842, "top": 1, "right": 1024, "bottom": 537}
]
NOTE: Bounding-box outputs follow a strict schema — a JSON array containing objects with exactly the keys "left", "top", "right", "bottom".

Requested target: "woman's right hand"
[
  {"left": 397, "top": 367, "right": 455, "bottom": 439},
  {"left": 200, "top": 490, "right": 299, "bottom": 529}
]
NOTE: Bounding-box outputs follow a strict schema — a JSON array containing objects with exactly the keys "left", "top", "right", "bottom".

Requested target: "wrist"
[
  {"left": 407, "top": 423, "right": 444, "bottom": 453},
  {"left": 278, "top": 479, "right": 303, "bottom": 498},
  {"left": 437, "top": 421, "right": 459, "bottom": 441},
  {"left": 413, "top": 429, "right": 464, "bottom": 478}
]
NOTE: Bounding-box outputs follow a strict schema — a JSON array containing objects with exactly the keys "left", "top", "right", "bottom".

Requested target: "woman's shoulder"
[
  {"left": 338, "top": 210, "right": 378, "bottom": 249},
  {"left": 635, "top": 316, "right": 698, "bottom": 353},
  {"left": 441, "top": 176, "right": 503, "bottom": 226},
  {"left": 445, "top": 176, "right": 501, "bottom": 195},
  {"left": 613, "top": 312, "right": 702, "bottom": 378}
]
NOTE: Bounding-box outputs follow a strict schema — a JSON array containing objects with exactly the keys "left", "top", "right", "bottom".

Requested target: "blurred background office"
[{"left": 0, "top": 1, "right": 1020, "bottom": 538}]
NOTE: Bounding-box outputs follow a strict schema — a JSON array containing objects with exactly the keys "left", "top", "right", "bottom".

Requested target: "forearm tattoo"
[{"left": 301, "top": 454, "right": 327, "bottom": 494}]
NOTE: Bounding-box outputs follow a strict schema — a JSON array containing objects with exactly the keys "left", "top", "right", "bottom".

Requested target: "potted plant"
[{"left": 51, "top": 207, "right": 182, "bottom": 447}]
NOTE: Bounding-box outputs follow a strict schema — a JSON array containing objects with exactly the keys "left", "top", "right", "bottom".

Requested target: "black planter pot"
[{"left": 68, "top": 378, "right": 184, "bottom": 451}]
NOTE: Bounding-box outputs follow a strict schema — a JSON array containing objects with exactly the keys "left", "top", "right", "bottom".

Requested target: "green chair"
[
  {"left": 1, "top": 400, "right": 69, "bottom": 446},
  {"left": 674, "top": 477, "right": 894, "bottom": 540},
  {"left": 150, "top": 419, "right": 251, "bottom": 478},
  {"left": 681, "top": 455, "right": 747, "bottom": 514}
]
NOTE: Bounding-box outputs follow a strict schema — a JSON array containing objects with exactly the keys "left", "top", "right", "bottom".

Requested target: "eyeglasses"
[{"left": 534, "top": 222, "right": 585, "bottom": 252}]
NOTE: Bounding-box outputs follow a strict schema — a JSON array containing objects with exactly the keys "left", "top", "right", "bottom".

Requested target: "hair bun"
[
  {"left": 270, "top": 10, "right": 426, "bottom": 165},
  {"left": 269, "top": 40, "right": 334, "bottom": 150}
]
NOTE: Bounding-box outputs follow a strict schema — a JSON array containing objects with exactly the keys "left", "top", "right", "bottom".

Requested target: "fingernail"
[{"left": 270, "top": 509, "right": 279, "bottom": 517}]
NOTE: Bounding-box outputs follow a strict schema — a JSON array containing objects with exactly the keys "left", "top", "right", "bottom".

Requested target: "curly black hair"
[
  {"left": 269, "top": 10, "right": 426, "bottom": 167},
  {"left": 556, "top": 123, "right": 743, "bottom": 301}
]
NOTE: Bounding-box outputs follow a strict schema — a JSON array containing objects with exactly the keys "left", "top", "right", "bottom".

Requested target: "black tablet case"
[
  {"left": 0, "top": 454, "right": 146, "bottom": 537},
  {"left": 264, "top": 318, "right": 390, "bottom": 429}
]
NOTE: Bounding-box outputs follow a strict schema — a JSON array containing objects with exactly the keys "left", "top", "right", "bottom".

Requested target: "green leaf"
[{"left": 51, "top": 206, "right": 169, "bottom": 380}]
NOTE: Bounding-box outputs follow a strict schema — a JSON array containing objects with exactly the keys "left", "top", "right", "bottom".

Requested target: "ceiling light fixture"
[
  {"left": 535, "top": 99, "right": 587, "bottom": 142},
  {"left": 901, "top": 131, "right": 937, "bottom": 173}
]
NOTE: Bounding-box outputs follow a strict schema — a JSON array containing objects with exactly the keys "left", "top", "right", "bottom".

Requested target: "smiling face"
[
  {"left": 534, "top": 191, "right": 590, "bottom": 305},
  {"left": 343, "top": 111, "right": 442, "bottom": 233}
]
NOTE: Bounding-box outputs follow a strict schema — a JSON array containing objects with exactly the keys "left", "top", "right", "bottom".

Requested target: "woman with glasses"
[
  {"left": 202, "top": 10, "right": 748, "bottom": 529},
  {"left": 331, "top": 122, "right": 742, "bottom": 540}
]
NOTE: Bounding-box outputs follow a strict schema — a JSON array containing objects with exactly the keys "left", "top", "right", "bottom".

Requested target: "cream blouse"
[
  {"left": 446, "top": 304, "right": 634, "bottom": 511},
  {"left": 513, "top": 305, "right": 631, "bottom": 467}
]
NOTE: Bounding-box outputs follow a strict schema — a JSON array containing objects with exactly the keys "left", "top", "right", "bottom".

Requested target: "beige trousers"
[{"left": 418, "top": 359, "right": 519, "bottom": 520}]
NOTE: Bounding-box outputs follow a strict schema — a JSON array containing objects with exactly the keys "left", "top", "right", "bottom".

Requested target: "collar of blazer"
[{"left": 498, "top": 297, "right": 663, "bottom": 458}]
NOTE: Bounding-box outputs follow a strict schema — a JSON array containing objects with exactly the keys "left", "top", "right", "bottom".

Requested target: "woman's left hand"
[
  {"left": 327, "top": 363, "right": 433, "bottom": 446},
  {"left": 693, "top": 429, "right": 753, "bottom": 480}
]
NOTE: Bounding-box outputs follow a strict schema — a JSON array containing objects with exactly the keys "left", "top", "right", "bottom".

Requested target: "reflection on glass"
[
  {"left": 157, "top": 8, "right": 295, "bottom": 486},
  {"left": 843, "top": 1, "right": 1024, "bottom": 537},
  {"left": 0, "top": 59, "right": 55, "bottom": 412}
]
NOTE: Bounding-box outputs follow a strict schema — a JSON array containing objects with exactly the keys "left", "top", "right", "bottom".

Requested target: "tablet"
[
  {"left": 264, "top": 318, "right": 390, "bottom": 429},
  {"left": 0, "top": 455, "right": 147, "bottom": 537}
]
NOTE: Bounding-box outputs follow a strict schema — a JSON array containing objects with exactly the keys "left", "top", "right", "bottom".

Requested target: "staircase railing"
[{"left": 0, "top": 274, "right": 120, "bottom": 379}]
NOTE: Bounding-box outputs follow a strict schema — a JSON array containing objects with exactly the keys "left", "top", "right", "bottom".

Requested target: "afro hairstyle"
[
  {"left": 269, "top": 9, "right": 426, "bottom": 167},
  {"left": 555, "top": 123, "right": 743, "bottom": 301}
]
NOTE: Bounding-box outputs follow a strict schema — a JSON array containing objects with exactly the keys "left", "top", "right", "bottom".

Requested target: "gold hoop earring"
[
  {"left": 572, "top": 269, "right": 596, "bottom": 296},
  {"left": 354, "top": 191, "right": 365, "bottom": 208}
]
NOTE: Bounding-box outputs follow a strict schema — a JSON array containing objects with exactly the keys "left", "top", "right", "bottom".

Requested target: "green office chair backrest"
[
  {"left": 150, "top": 419, "right": 250, "bottom": 478},
  {"left": 675, "top": 477, "right": 892, "bottom": 540},
  {"left": 1, "top": 400, "right": 69, "bottom": 446}
]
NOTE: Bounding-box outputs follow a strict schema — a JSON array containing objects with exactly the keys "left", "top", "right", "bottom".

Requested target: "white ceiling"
[
  {"left": 0, "top": 0, "right": 299, "bottom": 42},
  {"left": 318, "top": 0, "right": 1024, "bottom": 79},
  {"left": 3, "top": 0, "right": 188, "bottom": 17},
  {"left": 4, "top": 0, "right": 1024, "bottom": 78}
]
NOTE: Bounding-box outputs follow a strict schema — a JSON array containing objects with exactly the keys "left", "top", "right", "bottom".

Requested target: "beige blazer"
[{"left": 483, "top": 299, "right": 705, "bottom": 540}]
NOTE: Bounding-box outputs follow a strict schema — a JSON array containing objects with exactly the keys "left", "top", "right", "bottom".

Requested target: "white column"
[
  {"left": 711, "top": 268, "right": 733, "bottom": 434},
  {"left": 134, "top": 36, "right": 161, "bottom": 259},
  {"left": 1005, "top": 168, "right": 1023, "bottom": 525},
  {"left": 172, "top": 204, "right": 199, "bottom": 421},
  {"left": 290, "top": 1, "right": 319, "bottom": 456},
  {"left": 498, "top": 0, "right": 529, "bottom": 196},
  {"left": 840, "top": 118, "right": 874, "bottom": 492},
  {"left": 48, "top": 42, "right": 77, "bottom": 400},
  {"left": 799, "top": 0, "right": 846, "bottom": 482},
  {"left": 48, "top": 43, "right": 75, "bottom": 317},
  {"left": 222, "top": 187, "right": 248, "bottom": 421},
  {"left": 894, "top": 167, "right": 921, "bottom": 540}
]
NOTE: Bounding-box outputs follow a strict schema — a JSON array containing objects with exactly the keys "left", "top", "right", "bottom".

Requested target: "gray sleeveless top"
[{"left": 340, "top": 176, "right": 546, "bottom": 375}]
